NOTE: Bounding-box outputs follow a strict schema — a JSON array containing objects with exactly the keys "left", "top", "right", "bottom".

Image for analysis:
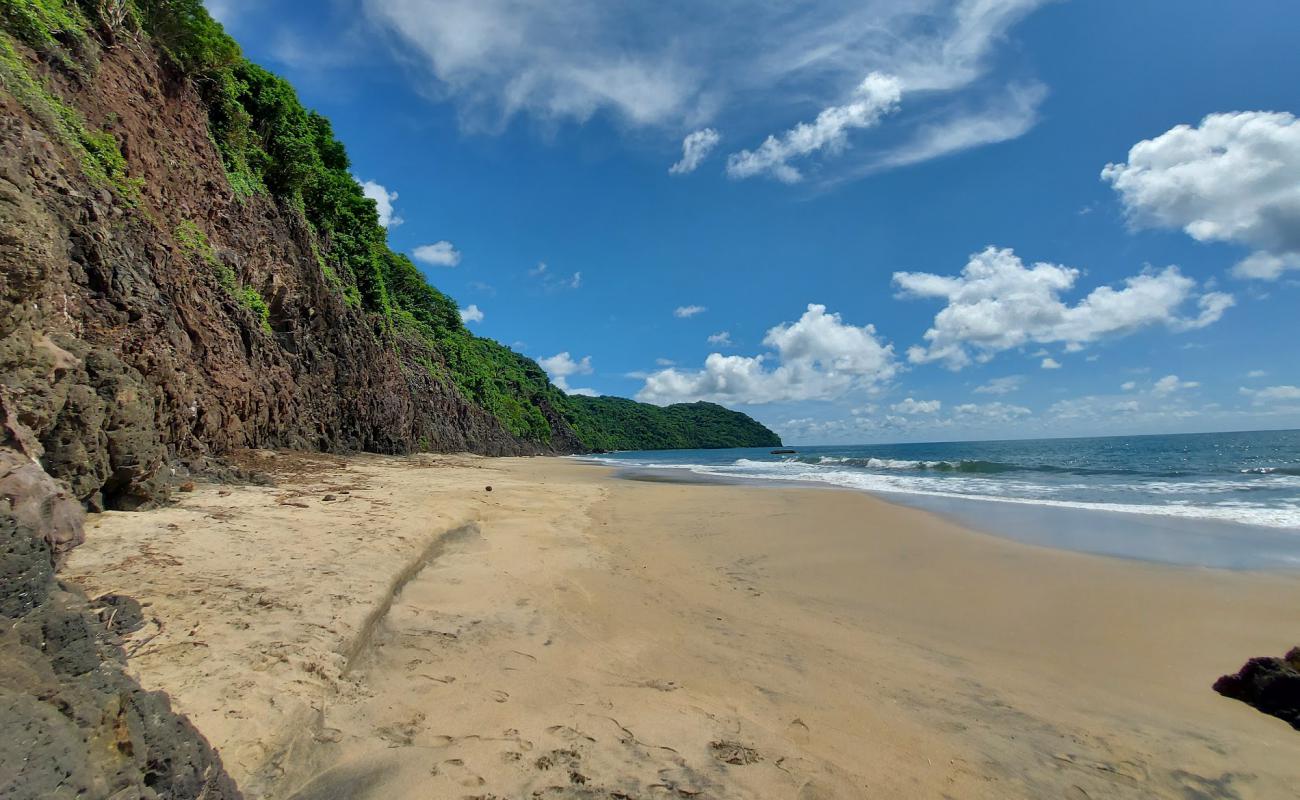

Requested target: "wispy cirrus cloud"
[{"left": 362, "top": 0, "right": 1054, "bottom": 184}]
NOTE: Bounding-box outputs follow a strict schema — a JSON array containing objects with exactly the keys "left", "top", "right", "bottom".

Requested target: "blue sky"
[{"left": 208, "top": 0, "right": 1300, "bottom": 444}]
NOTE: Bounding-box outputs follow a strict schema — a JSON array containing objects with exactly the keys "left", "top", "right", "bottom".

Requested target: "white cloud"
[
  {"left": 1240, "top": 385, "right": 1300, "bottom": 403},
  {"left": 953, "top": 401, "right": 1030, "bottom": 421},
  {"left": 459, "top": 304, "right": 484, "bottom": 324},
  {"left": 707, "top": 331, "right": 733, "bottom": 346},
  {"left": 973, "top": 375, "right": 1023, "bottom": 395},
  {"left": 1151, "top": 374, "right": 1199, "bottom": 396},
  {"left": 1121, "top": 381, "right": 1137, "bottom": 391},
  {"left": 413, "top": 241, "right": 462, "bottom": 267},
  {"left": 669, "top": 128, "right": 722, "bottom": 175},
  {"left": 655, "top": 358, "right": 675, "bottom": 367},
  {"left": 637, "top": 303, "right": 897, "bottom": 405},
  {"left": 726, "top": 73, "right": 902, "bottom": 183},
  {"left": 530, "top": 262, "right": 582, "bottom": 291},
  {"left": 1040, "top": 357, "right": 1061, "bottom": 370},
  {"left": 1247, "top": 370, "right": 1268, "bottom": 379},
  {"left": 674, "top": 305, "right": 707, "bottom": 318},
  {"left": 361, "top": 180, "right": 403, "bottom": 228},
  {"left": 363, "top": 0, "right": 1047, "bottom": 129},
  {"left": 1101, "top": 111, "right": 1300, "bottom": 280},
  {"left": 538, "top": 351, "right": 597, "bottom": 396},
  {"left": 859, "top": 82, "right": 1046, "bottom": 175},
  {"left": 363, "top": 1, "right": 1049, "bottom": 184},
  {"left": 892, "top": 397, "right": 941, "bottom": 414},
  {"left": 895, "top": 246, "right": 1234, "bottom": 369}
]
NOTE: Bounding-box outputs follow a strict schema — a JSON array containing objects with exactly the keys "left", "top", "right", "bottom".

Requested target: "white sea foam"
[{"left": 576, "top": 456, "right": 1300, "bottom": 530}]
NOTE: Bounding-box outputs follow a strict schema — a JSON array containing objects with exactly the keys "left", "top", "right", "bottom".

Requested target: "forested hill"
[
  {"left": 0, "top": 0, "right": 777, "bottom": 510},
  {"left": 567, "top": 398, "right": 782, "bottom": 451}
]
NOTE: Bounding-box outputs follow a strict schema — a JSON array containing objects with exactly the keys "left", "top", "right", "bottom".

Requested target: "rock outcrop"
[
  {"left": 1214, "top": 647, "right": 1300, "bottom": 731},
  {"left": 0, "top": 33, "right": 579, "bottom": 512},
  {"left": 1, "top": 442, "right": 241, "bottom": 798}
]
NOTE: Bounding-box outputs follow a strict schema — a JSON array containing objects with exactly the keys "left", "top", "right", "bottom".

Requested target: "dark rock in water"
[
  {"left": 0, "top": 444, "right": 243, "bottom": 798},
  {"left": 770, "top": 449, "right": 797, "bottom": 455},
  {"left": 1213, "top": 647, "right": 1300, "bottom": 730}
]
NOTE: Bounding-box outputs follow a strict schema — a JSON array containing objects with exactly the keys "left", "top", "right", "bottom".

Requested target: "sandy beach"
[{"left": 64, "top": 452, "right": 1300, "bottom": 799}]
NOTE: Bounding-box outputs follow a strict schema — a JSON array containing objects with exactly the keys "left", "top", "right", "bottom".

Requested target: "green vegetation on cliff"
[
  {"left": 563, "top": 398, "right": 783, "bottom": 451},
  {"left": 0, "top": 0, "right": 780, "bottom": 452}
]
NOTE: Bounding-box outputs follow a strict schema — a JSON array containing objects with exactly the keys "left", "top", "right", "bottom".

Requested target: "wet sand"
[{"left": 65, "top": 452, "right": 1300, "bottom": 798}]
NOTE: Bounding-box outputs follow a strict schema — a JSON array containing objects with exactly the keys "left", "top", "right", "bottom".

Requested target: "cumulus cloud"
[
  {"left": 361, "top": 180, "right": 403, "bottom": 228},
  {"left": 669, "top": 128, "right": 722, "bottom": 175},
  {"left": 1240, "top": 385, "right": 1300, "bottom": 403},
  {"left": 459, "top": 304, "right": 484, "bottom": 324},
  {"left": 707, "top": 331, "right": 733, "bottom": 346},
  {"left": 973, "top": 375, "right": 1023, "bottom": 395},
  {"left": 892, "top": 397, "right": 941, "bottom": 414},
  {"left": 674, "top": 305, "right": 707, "bottom": 318},
  {"left": 1040, "top": 357, "right": 1061, "bottom": 370},
  {"left": 727, "top": 73, "right": 902, "bottom": 183},
  {"left": 538, "top": 351, "right": 597, "bottom": 396},
  {"left": 1152, "top": 374, "right": 1199, "bottom": 396},
  {"left": 1101, "top": 111, "right": 1300, "bottom": 280},
  {"left": 637, "top": 304, "right": 897, "bottom": 405},
  {"left": 895, "top": 246, "right": 1234, "bottom": 369},
  {"left": 413, "top": 241, "right": 462, "bottom": 267},
  {"left": 953, "top": 401, "right": 1031, "bottom": 421}
]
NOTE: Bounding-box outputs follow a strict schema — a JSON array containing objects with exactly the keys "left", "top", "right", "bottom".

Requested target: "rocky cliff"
[
  {"left": 0, "top": 9, "right": 593, "bottom": 515},
  {"left": 0, "top": 5, "right": 779, "bottom": 795}
]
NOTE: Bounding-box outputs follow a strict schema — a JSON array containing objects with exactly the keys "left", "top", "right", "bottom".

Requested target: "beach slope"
[{"left": 66, "top": 453, "right": 1300, "bottom": 798}]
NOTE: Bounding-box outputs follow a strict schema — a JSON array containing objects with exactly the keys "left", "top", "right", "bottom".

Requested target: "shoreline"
[
  {"left": 602, "top": 461, "right": 1300, "bottom": 570},
  {"left": 65, "top": 452, "right": 1300, "bottom": 798}
]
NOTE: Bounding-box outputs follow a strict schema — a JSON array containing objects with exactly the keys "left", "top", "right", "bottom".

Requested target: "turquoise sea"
[{"left": 581, "top": 429, "right": 1300, "bottom": 569}]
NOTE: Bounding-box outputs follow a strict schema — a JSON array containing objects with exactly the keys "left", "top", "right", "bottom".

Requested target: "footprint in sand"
[
  {"left": 500, "top": 650, "right": 537, "bottom": 671},
  {"left": 431, "top": 758, "right": 485, "bottom": 788},
  {"left": 797, "top": 780, "right": 838, "bottom": 800},
  {"left": 787, "top": 717, "right": 811, "bottom": 745}
]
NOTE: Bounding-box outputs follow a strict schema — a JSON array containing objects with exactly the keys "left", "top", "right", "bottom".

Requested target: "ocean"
[{"left": 580, "top": 429, "right": 1300, "bottom": 569}]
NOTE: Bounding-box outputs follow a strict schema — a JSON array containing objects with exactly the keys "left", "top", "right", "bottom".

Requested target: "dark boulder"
[
  {"left": 1213, "top": 647, "right": 1300, "bottom": 730},
  {"left": 0, "top": 445, "right": 243, "bottom": 798}
]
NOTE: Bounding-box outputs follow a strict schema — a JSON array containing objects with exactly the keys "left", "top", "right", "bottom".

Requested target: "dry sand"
[{"left": 65, "top": 452, "right": 1300, "bottom": 799}]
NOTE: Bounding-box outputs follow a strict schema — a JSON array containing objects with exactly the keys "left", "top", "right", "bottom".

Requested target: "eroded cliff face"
[{"left": 0, "top": 34, "right": 578, "bottom": 513}]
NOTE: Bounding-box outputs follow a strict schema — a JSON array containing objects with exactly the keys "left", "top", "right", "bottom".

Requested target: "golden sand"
[{"left": 66, "top": 452, "right": 1300, "bottom": 799}]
